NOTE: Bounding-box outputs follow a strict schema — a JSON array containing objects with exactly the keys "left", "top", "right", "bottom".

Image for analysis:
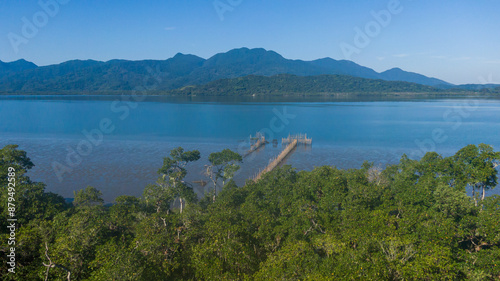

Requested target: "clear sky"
[{"left": 0, "top": 0, "right": 499, "bottom": 84}]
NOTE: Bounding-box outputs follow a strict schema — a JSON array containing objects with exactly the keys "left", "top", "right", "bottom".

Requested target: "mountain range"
[{"left": 0, "top": 48, "right": 497, "bottom": 94}]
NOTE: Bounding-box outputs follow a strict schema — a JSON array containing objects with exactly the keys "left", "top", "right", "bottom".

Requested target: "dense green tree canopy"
[{"left": 1, "top": 144, "right": 499, "bottom": 280}]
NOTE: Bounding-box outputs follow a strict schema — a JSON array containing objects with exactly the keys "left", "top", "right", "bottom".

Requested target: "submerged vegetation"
[{"left": 1, "top": 143, "right": 500, "bottom": 280}]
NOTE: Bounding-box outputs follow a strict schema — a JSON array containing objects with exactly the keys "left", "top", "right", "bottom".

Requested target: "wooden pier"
[
  {"left": 244, "top": 133, "right": 267, "bottom": 157},
  {"left": 192, "top": 180, "right": 207, "bottom": 187},
  {"left": 251, "top": 133, "right": 312, "bottom": 182},
  {"left": 252, "top": 139, "right": 298, "bottom": 182},
  {"left": 282, "top": 133, "right": 312, "bottom": 145}
]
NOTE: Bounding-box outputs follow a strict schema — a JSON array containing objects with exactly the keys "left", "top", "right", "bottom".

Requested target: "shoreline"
[{"left": 1, "top": 92, "right": 500, "bottom": 103}]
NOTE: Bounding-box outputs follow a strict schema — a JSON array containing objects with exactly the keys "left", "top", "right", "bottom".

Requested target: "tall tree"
[
  {"left": 0, "top": 144, "right": 34, "bottom": 186},
  {"left": 144, "top": 147, "right": 200, "bottom": 213},
  {"left": 206, "top": 149, "right": 242, "bottom": 202},
  {"left": 73, "top": 186, "right": 104, "bottom": 207},
  {"left": 0, "top": 145, "right": 65, "bottom": 227},
  {"left": 453, "top": 144, "right": 500, "bottom": 205}
]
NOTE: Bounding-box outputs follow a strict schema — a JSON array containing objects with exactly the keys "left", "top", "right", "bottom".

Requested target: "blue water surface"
[{"left": 1, "top": 95, "right": 499, "bottom": 201}]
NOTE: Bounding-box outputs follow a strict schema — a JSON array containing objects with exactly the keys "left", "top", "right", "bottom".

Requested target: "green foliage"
[
  {"left": 2, "top": 144, "right": 500, "bottom": 280},
  {"left": 206, "top": 149, "right": 243, "bottom": 200},
  {"left": 254, "top": 241, "right": 321, "bottom": 280},
  {"left": 0, "top": 145, "right": 66, "bottom": 229},
  {"left": 169, "top": 74, "right": 444, "bottom": 97},
  {"left": 73, "top": 186, "right": 104, "bottom": 207},
  {"left": 143, "top": 147, "right": 200, "bottom": 213},
  {"left": 0, "top": 48, "right": 459, "bottom": 95}
]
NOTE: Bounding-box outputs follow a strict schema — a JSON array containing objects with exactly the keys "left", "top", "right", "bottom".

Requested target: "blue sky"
[{"left": 0, "top": 0, "right": 499, "bottom": 84}]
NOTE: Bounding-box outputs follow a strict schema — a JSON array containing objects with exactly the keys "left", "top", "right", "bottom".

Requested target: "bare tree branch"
[{"left": 43, "top": 242, "right": 71, "bottom": 281}]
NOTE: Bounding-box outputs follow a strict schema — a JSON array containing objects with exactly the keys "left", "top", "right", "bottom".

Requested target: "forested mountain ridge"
[
  {"left": 167, "top": 73, "right": 444, "bottom": 96},
  {"left": 379, "top": 67, "right": 452, "bottom": 86},
  {"left": 0, "top": 59, "right": 37, "bottom": 76},
  {"left": 0, "top": 48, "right": 457, "bottom": 93},
  {"left": 1, "top": 143, "right": 500, "bottom": 280}
]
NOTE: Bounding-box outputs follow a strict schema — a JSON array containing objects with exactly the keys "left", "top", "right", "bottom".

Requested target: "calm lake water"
[{"left": 1, "top": 95, "right": 499, "bottom": 201}]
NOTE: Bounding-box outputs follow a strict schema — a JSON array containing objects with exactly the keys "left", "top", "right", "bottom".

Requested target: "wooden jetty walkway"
[
  {"left": 250, "top": 133, "right": 312, "bottom": 182},
  {"left": 192, "top": 180, "right": 207, "bottom": 186},
  {"left": 250, "top": 134, "right": 312, "bottom": 182},
  {"left": 282, "top": 133, "right": 312, "bottom": 145},
  {"left": 252, "top": 139, "right": 298, "bottom": 182},
  {"left": 244, "top": 133, "right": 267, "bottom": 157}
]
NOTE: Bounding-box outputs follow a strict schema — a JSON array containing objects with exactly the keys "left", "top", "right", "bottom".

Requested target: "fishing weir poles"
[
  {"left": 252, "top": 139, "right": 297, "bottom": 182},
  {"left": 252, "top": 133, "right": 312, "bottom": 182},
  {"left": 282, "top": 133, "right": 312, "bottom": 145},
  {"left": 244, "top": 132, "right": 268, "bottom": 157}
]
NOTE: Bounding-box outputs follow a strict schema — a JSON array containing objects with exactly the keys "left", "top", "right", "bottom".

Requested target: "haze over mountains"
[{"left": 0, "top": 48, "right": 497, "bottom": 94}]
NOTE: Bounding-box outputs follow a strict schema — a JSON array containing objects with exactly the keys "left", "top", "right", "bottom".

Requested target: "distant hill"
[
  {"left": 168, "top": 74, "right": 444, "bottom": 96},
  {"left": 379, "top": 68, "right": 452, "bottom": 87},
  {"left": 0, "top": 54, "right": 206, "bottom": 92},
  {"left": 0, "top": 59, "right": 37, "bottom": 76},
  {"left": 0, "top": 48, "right": 459, "bottom": 94}
]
